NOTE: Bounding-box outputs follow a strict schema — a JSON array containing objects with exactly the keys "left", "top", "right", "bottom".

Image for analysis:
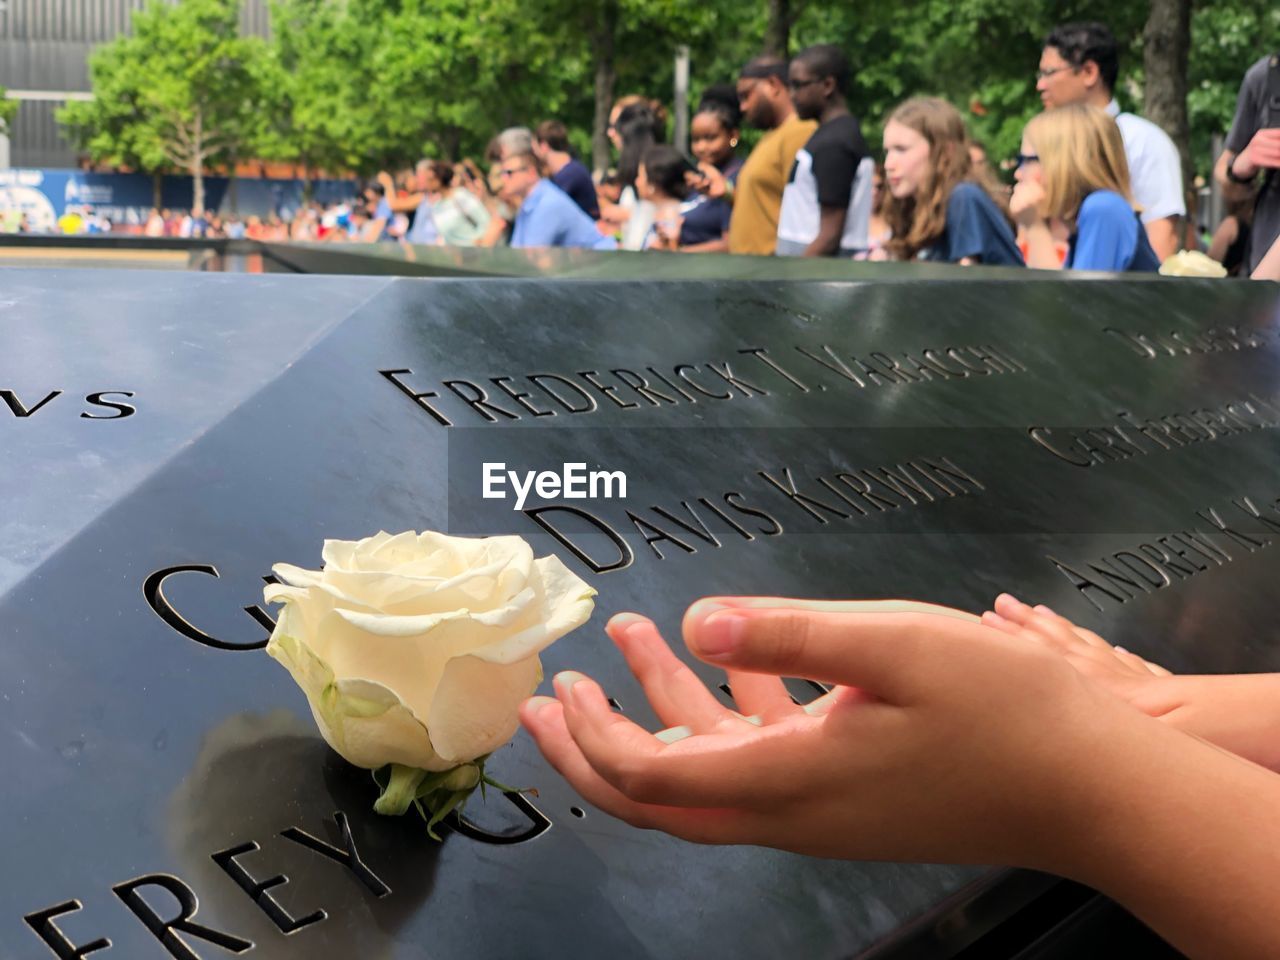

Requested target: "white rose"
[{"left": 263, "top": 531, "right": 596, "bottom": 777}]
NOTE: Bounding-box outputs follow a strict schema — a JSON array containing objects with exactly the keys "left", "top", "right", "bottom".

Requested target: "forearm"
[
  {"left": 1214, "top": 151, "right": 1236, "bottom": 188},
  {"left": 803, "top": 228, "right": 841, "bottom": 257},
  {"left": 1064, "top": 720, "right": 1280, "bottom": 960},
  {"left": 680, "top": 238, "right": 729, "bottom": 253},
  {"left": 1252, "top": 233, "right": 1280, "bottom": 281},
  {"left": 1022, "top": 222, "right": 1061, "bottom": 270},
  {"left": 1158, "top": 674, "right": 1280, "bottom": 769},
  {"left": 1144, "top": 217, "right": 1179, "bottom": 261}
]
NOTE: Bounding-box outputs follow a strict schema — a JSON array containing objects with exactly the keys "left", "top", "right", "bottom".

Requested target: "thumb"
[{"left": 682, "top": 601, "right": 989, "bottom": 704}]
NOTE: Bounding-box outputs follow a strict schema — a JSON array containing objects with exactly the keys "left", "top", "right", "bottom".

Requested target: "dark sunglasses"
[{"left": 1015, "top": 153, "right": 1040, "bottom": 169}]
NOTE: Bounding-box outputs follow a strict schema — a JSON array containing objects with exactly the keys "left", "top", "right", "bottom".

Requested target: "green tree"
[
  {"left": 58, "top": 0, "right": 262, "bottom": 214},
  {"left": 0, "top": 88, "right": 17, "bottom": 136}
]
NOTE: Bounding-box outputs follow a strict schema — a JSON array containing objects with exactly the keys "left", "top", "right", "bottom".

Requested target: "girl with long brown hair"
[{"left": 880, "top": 97, "right": 1023, "bottom": 265}]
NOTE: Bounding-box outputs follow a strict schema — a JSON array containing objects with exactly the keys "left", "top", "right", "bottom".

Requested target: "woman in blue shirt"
[
  {"left": 1011, "top": 104, "right": 1161, "bottom": 273},
  {"left": 879, "top": 97, "right": 1024, "bottom": 266}
]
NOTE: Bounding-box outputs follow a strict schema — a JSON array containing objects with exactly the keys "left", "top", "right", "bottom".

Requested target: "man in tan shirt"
[{"left": 729, "top": 57, "right": 818, "bottom": 255}]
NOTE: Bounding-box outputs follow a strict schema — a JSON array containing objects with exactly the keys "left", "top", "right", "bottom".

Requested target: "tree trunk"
[
  {"left": 228, "top": 149, "right": 239, "bottom": 215},
  {"left": 764, "top": 0, "right": 790, "bottom": 58},
  {"left": 1143, "top": 0, "right": 1192, "bottom": 222},
  {"left": 443, "top": 126, "right": 463, "bottom": 163},
  {"left": 152, "top": 172, "right": 163, "bottom": 209},
  {"left": 590, "top": 0, "right": 618, "bottom": 177},
  {"left": 192, "top": 108, "right": 205, "bottom": 217}
]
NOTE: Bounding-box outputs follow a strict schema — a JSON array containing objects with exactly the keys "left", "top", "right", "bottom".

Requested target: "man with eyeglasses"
[
  {"left": 775, "top": 44, "right": 874, "bottom": 258},
  {"left": 728, "top": 57, "right": 817, "bottom": 255},
  {"left": 1037, "top": 21, "right": 1184, "bottom": 262},
  {"left": 498, "top": 152, "right": 617, "bottom": 250}
]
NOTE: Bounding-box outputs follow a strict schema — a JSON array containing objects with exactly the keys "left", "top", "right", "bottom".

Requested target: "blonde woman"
[
  {"left": 880, "top": 97, "right": 1022, "bottom": 265},
  {"left": 1011, "top": 104, "right": 1161, "bottom": 272}
]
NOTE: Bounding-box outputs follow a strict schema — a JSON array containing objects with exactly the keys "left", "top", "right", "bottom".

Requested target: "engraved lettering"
[
  {"left": 2, "top": 389, "right": 62, "bottom": 417},
  {"left": 578, "top": 370, "right": 641, "bottom": 409},
  {"left": 793, "top": 345, "right": 866, "bottom": 387},
  {"left": 758, "top": 467, "right": 851, "bottom": 523},
  {"left": 279, "top": 812, "right": 391, "bottom": 898},
  {"left": 705, "top": 361, "right": 768, "bottom": 397},
  {"left": 1232, "top": 495, "right": 1280, "bottom": 534},
  {"left": 490, "top": 376, "right": 554, "bottom": 417},
  {"left": 868, "top": 352, "right": 918, "bottom": 383},
  {"left": 1195, "top": 506, "right": 1269, "bottom": 552},
  {"left": 81, "top": 391, "right": 137, "bottom": 419},
  {"left": 627, "top": 511, "right": 696, "bottom": 559},
  {"left": 1137, "top": 542, "right": 1196, "bottom": 580},
  {"left": 113, "top": 874, "right": 253, "bottom": 960},
  {"left": 524, "top": 505, "right": 634, "bottom": 573},
  {"left": 211, "top": 842, "right": 325, "bottom": 934},
  {"left": 646, "top": 366, "right": 697, "bottom": 402},
  {"left": 650, "top": 503, "right": 722, "bottom": 547},
  {"left": 674, "top": 364, "right": 732, "bottom": 399},
  {"left": 832, "top": 472, "right": 895, "bottom": 512},
  {"left": 1029, "top": 427, "right": 1091, "bottom": 466},
  {"left": 143, "top": 565, "right": 273, "bottom": 652},
  {"left": 24, "top": 901, "right": 110, "bottom": 959},
  {"left": 738, "top": 347, "right": 810, "bottom": 392},
  {"left": 442, "top": 379, "right": 519, "bottom": 422},
  {"left": 913, "top": 457, "right": 986, "bottom": 493},
  {"left": 863, "top": 464, "right": 936, "bottom": 505},
  {"left": 449, "top": 790, "right": 553, "bottom": 844},
  {"left": 527, "top": 374, "right": 598, "bottom": 414},
  {"left": 1048, "top": 555, "right": 1130, "bottom": 611},
  {"left": 379, "top": 369, "right": 452, "bottom": 426},
  {"left": 697, "top": 495, "right": 755, "bottom": 540},
  {"left": 722, "top": 492, "right": 783, "bottom": 536},
  {"left": 1175, "top": 529, "right": 1231, "bottom": 565},
  {"left": 1157, "top": 536, "right": 1208, "bottom": 572},
  {"left": 1085, "top": 558, "right": 1144, "bottom": 598},
  {"left": 610, "top": 369, "right": 677, "bottom": 405},
  {"left": 1111, "top": 551, "right": 1172, "bottom": 588}
]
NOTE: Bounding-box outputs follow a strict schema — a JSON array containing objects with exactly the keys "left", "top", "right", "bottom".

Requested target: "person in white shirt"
[
  {"left": 775, "top": 44, "right": 874, "bottom": 258},
  {"left": 1036, "top": 21, "right": 1184, "bottom": 262}
]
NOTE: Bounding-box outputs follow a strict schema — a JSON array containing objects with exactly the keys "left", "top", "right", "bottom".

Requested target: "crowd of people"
[
  {"left": 8, "top": 22, "right": 1279, "bottom": 280},
  {"left": 338, "top": 22, "right": 1277, "bottom": 279}
]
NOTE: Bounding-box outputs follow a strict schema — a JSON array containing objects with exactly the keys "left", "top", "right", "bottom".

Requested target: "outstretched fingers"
[
  {"left": 606, "top": 613, "right": 738, "bottom": 733},
  {"left": 551, "top": 669, "right": 814, "bottom": 808},
  {"left": 518, "top": 696, "right": 766, "bottom": 844}
]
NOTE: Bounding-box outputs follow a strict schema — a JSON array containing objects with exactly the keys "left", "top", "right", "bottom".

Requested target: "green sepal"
[
  {"left": 373, "top": 764, "right": 427, "bottom": 816},
  {"left": 372, "top": 756, "right": 531, "bottom": 841}
]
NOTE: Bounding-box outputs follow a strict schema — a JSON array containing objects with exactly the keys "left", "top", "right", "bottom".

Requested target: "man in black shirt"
[
  {"left": 534, "top": 120, "right": 601, "bottom": 221},
  {"left": 776, "top": 44, "right": 874, "bottom": 257}
]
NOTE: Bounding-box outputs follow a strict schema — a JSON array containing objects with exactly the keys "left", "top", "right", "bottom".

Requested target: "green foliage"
[
  {"left": 0, "top": 89, "right": 16, "bottom": 135},
  {"left": 58, "top": 0, "right": 1272, "bottom": 184},
  {"left": 58, "top": 0, "right": 262, "bottom": 208},
  {"left": 1187, "top": 2, "right": 1280, "bottom": 171}
]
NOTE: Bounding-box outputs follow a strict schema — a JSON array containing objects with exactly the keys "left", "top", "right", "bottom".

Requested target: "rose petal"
[
  {"left": 267, "top": 621, "right": 448, "bottom": 771},
  {"left": 470, "top": 555, "right": 596, "bottom": 663},
  {"left": 317, "top": 676, "right": 449, "bottom": 770},
  {"left": 425, "top": 653, "right": 542, "bottom": 763}
]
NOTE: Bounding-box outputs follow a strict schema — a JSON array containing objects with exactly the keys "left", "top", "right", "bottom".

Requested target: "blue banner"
[{"left": 0, "top": 169, "right": 358, "bottom": 232}]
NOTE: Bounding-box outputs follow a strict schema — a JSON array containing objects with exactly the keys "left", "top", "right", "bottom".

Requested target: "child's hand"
[{"left": 982, "top": 594, "right": 1186, "bottom": 720}]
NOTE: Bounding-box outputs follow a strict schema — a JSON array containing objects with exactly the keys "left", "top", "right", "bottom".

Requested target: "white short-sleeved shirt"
[
  {"left": 1105, "top": 99, "right": 1185, "bottom": 223},
  {"left": 777, "top": 114, "right": 874, "bottom": 255}
]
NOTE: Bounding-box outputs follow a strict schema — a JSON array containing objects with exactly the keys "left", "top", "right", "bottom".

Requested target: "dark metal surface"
[
  {"left": 2, "top": 235, "right": 1141, "bottom": 281},
  {"left": 3, "top": 270, "right": 1278, "bottom": 959}
]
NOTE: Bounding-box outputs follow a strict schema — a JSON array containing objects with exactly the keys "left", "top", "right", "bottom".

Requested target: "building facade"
[{"left": 0, "top": 0, "right": 270, "bottom": 168}]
